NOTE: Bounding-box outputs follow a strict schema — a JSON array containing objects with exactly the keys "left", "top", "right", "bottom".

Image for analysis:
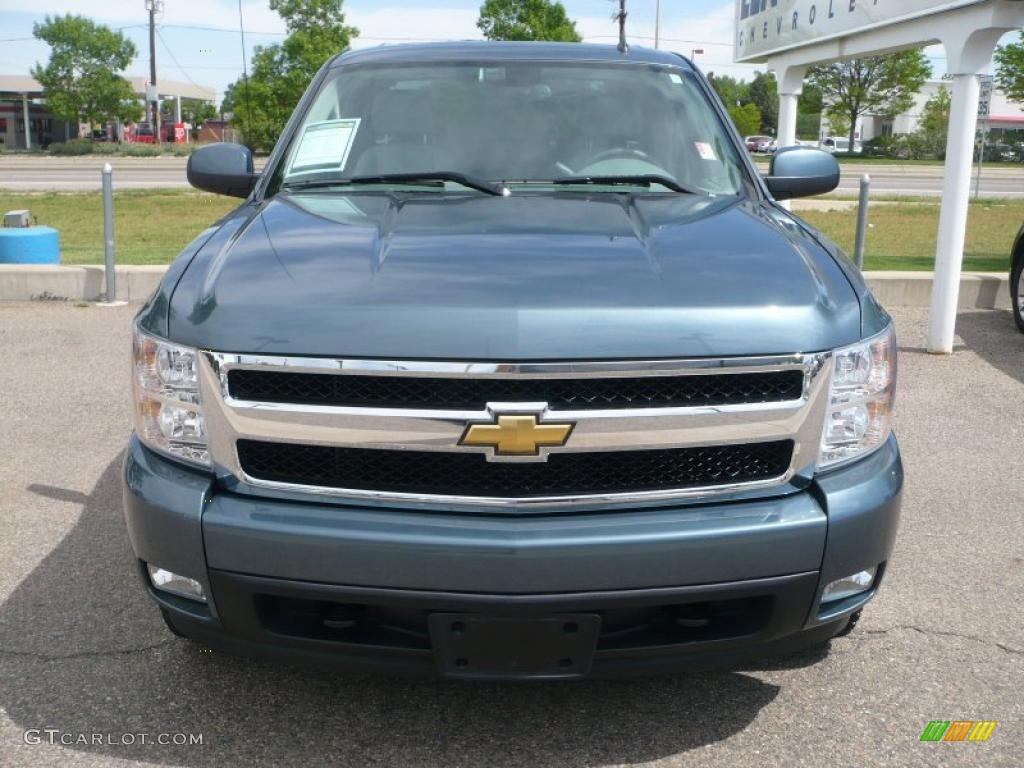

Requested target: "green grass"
[
  {"left": 0, "top": 190, "right": 238, "bottom": 265},
  {"left": 797, "top": 199, "right": 1022, "bottom": 272},
  {"left": 1, "top": 190, "right": 1019, "bottom": 271},
  {"left": 832, "top": 155, "right": 947, "bottom": 165},
  {"left": 754, "top": 155, "right": 951, "bottom": 166}
]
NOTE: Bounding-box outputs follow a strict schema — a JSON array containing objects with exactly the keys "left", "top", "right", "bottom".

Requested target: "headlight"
[
  {"left": 132, "top": 327, "right": 210, "bottom": 467},
  {"left": 818, "top": 324, "right": 896, "bottom": 469}
]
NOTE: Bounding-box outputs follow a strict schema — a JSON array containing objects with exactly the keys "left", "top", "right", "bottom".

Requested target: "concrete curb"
[
  {"left": 864, "top": 271, "right": 1011, "bottom": 311},
  {"left": 0, "top": 265, "right": 167, "bottom": 303},
  {"left": 0, "top": 265, "right": 1012, "bottom": 309}
]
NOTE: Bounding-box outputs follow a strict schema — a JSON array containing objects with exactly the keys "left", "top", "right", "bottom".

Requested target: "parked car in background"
[
  {"left": 132, "top": 124, "right": 156, "bottom": 144},
  {"left": 745, "top": 135, "right": 777, "bottom": 153},
  {"left": 125, "top": 42, "right": 901, "bottom": 680},
  {"left": 982, "top": 142, "right": 1022, "bottom": 163},
  {"left": 1012, "top": 223, "right": 1024, "bottom": 332},
  {"left": 820, "top": 136, "right": 863, "bottom": 155}
]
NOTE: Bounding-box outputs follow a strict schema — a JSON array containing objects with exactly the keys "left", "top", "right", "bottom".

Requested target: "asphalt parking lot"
[{"left": 0, "top": 303, "right": 1021, "bottom": 767}]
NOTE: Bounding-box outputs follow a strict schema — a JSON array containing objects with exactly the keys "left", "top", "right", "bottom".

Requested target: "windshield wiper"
[
  {"left": 551, "top": 175, "right": 698, "bottom": 195},
  {"left": 282, "top": 172, "right": 506, "bottom": 196}
]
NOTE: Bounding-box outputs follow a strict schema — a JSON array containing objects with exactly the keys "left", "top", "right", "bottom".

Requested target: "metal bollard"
[
  {"left": 97, "top": 164, "right": 126, "bottom": 306},
  {"left": 853, "top": 174, "right": 870, "bottom": 270},
  {"left": 102, "top": 163, "right": 116, "bottom": 301}
]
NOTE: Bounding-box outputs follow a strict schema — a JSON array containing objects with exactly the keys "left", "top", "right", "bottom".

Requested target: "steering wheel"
[{"left": 581, "top": 147, "right": 653, "bottom": 167}]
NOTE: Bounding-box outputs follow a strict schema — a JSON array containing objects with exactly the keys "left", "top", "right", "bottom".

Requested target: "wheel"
[
  {"left": 1011, "top": 246, "right": 1024, "bottom": 334},
  {"left": 833, "top": 609, "right": 862, "bottom": 638}
]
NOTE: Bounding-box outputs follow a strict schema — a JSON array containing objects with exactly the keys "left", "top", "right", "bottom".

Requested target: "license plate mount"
[{"left": 428, "top": 613, "right": 601, "bottom": 680}]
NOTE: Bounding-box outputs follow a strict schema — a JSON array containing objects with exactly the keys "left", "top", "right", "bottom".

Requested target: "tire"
[
  {"left": 1012, "top": 247, "right": 1024, "bottom": 334},
  {"left": 833, "top": 609, "right": 862, "bottom": 638}
]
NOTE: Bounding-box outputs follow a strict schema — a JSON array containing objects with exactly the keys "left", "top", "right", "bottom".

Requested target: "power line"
[
  {"left": 0, "top": 24, "right": 148, "bottom": 44},
  {"left": 238, "top": 0, "right": 251, "bottom": 138},
  {"left": 588, "top": 34, "right": 732, "bottom": 46},
  {"left": 155, "top": 22, "right": 286, "bottom": 36},
  {"left": 146, "top": 64, "right": 248, "bottom": 70},
  {"left": 156, "top": 26, "right": 205, "bottom": 89},
  {"left": 154, "top": 23, "right": 465, "bottom": 42}
]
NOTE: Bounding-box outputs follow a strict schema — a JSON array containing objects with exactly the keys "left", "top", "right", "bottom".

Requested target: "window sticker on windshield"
[
  {"left": 695, "top": 141, "right": 716, "bottom": 161},
  {"left": 286, "top": 118, "right": 361, "bottom": 176},
  {"left": 668, "top": 73, "right": 683, "bottom": 85}
]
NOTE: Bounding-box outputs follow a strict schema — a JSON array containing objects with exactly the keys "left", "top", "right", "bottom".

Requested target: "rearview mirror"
[
  {"left": 187, "top": 143, "right": 257, "bottom": 198},
  {"left": 764, "top": 147, "right": 840, "bottom": 201}
]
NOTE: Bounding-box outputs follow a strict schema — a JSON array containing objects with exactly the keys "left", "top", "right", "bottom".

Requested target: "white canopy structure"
[{"left": 735, "top": 0, "right": 1024, "bottom": 353}]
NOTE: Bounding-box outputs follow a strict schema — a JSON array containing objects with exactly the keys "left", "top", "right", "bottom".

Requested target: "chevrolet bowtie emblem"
[{"left": 460, "top": 413, "right": 574, "bottom": 457}]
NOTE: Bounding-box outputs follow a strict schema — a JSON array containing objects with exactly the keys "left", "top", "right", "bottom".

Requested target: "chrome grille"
[
  {"left": 237, "top": 439, "right": 795, "bottom": 498},
  {"left": 199, "top": 353, "right": 833, "bottom": 511},
  {"left": 227, "top": 368, "right": 806, "bottom": 411}
]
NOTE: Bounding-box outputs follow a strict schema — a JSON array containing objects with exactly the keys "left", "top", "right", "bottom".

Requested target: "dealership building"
[
  {"left": 0, "top": 74, "right": 216, "bottom": 149},
  {"left": 836, "top": 81, "right": 1024, "bottom": 145}
]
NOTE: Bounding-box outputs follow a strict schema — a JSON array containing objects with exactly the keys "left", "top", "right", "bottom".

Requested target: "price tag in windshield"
[{"left": 286, "top": 118, "right": 361, "bottom": 177}]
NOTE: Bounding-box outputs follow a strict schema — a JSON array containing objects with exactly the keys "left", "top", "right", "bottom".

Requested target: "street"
[
  {"left": 2, "top": 156, "right": 1024, "bottom": 198},
  {"left": 833, "top": 162, "right": 1024, "bottom": 198},
  {"left": 0, "top": 303, "right": 1021, "bottom": 767},
  {"left": 0, "top": 157, "right": 259, "bottom": 191}
]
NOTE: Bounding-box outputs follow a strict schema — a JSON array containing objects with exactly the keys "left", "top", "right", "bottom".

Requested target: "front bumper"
[{"left": 123, "top": 434, "right": 903, "bottom": 678}]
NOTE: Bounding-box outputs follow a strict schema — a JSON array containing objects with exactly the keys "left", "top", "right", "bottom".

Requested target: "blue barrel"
[{"left": 0, "top": 226, "right": 61, "bottom": 264}]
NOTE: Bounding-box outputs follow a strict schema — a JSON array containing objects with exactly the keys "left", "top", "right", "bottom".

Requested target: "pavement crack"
[
  {"left": 0, "top": 639, "right": 177, "bottom": 662},
  {"left": 857, "top": 624, "right": 1023, "bottom": 655}
]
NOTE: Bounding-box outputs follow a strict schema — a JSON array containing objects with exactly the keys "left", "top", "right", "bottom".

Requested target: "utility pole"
[
  {"left": 615, "top": 0, "right": 628, "bottom": 53},
  {"left": 654, "top": 0, "right": 660, "bottom": 49},
  {"left": 146, "top": 0, "right": 163, "bottom": 141}
]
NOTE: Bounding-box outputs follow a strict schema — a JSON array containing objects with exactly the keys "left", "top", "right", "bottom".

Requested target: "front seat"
[{"left": 351, "top": 89, "right": 455, "bottom": 176}]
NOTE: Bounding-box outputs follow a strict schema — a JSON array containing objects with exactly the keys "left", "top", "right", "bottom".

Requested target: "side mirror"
[
  {"left": 764, "top": 146, "right": 840, "bottom": 201},
  {"left": 187, "top": 143, "right": 257, "bottom": 198}
]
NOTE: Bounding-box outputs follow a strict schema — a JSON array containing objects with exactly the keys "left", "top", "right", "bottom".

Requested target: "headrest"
[{"left": 371, "top": 89, "right": 435, "bottom": 137}]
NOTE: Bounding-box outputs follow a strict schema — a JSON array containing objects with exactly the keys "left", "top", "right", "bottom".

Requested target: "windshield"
[{"left": 277, "top": 60, "right": 748, "bottom": 196}]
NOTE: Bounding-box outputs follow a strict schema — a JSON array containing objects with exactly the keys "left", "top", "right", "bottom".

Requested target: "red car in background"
[
  {"left": 124, "top": 122, "right": 186, "bottom": 144},
  {"left": 745, "top": 135, "right": 777, "bottom": 153}
]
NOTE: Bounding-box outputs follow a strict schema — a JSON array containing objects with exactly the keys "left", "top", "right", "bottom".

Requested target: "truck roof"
[{"left": 330, "top": 41, "right": 693, "bottom": 70}]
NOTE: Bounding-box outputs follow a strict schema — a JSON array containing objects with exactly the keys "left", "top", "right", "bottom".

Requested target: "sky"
[{"left": 0, "top": 0, "right": 1005, "bottom": 104}]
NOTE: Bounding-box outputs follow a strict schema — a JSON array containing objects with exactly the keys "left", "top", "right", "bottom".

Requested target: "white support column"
[
  {"left": 927, "top": 73, "right": 980, "bottom": 353},
  {"left": 778, "top": 93, "right": 799, "bottom": 150},
  {"left": 175, "top": 95, "right": 181, "bottom": 124},
  {"left": 773, "top": 62, "right": 807, "bottom": 150},
  {"left": 772, "top": 62, "right": 806, "bottom": 211},
  {"left": 22, "top": 93, "right": 30, "bottom": 150},
  {"left": 927, "top": 25, "right": 1013, "bottom": 353}
]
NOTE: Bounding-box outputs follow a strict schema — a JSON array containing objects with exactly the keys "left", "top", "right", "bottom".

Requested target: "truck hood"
[{"left": 167, "top": 192, "right": 860, "bottom": 359}]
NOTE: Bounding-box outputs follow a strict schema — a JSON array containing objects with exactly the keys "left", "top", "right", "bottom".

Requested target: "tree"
[
  {"left": 920, "top": 85, "right": 951, "bottom": 137},
  {"left": 728, "top": 103, "right": 762, "bottom": 137},
  {"left": 796, "top": 81, "right": 824, "bottom": 142},
  {"left": 228, "top": 0, "right": 358, "bottom": 151},
  {"left": 995, "top": 32, "right": 1024, "bottom": 105},
  {"left": 162, "top": 99, "right": 217, "bottom": 127},
  {"left": 706, "top": 73, "right": 749, "bottom": 108},
  {"left": 31, "top": 15, "right": 141, "bottom": 130},
  {"left": 477, "top": 0, "right": 581, "bottom": 42},
  {"left": 747, "top": 71, "right": 777, "bottom": 134},
  {"left": 799, "top": 81, "right": 823, "bottom": 116},
  {"left": 807, "top": 50, "right": 932, "bottom": 152},
  {"left": 220, "top": 81, "right": 240, "bottom": 118}
]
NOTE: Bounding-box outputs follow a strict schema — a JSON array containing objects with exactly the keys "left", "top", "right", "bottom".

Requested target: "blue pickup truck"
[{"left": 124, "top": 42, "right": 902, "bottom": 679}]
